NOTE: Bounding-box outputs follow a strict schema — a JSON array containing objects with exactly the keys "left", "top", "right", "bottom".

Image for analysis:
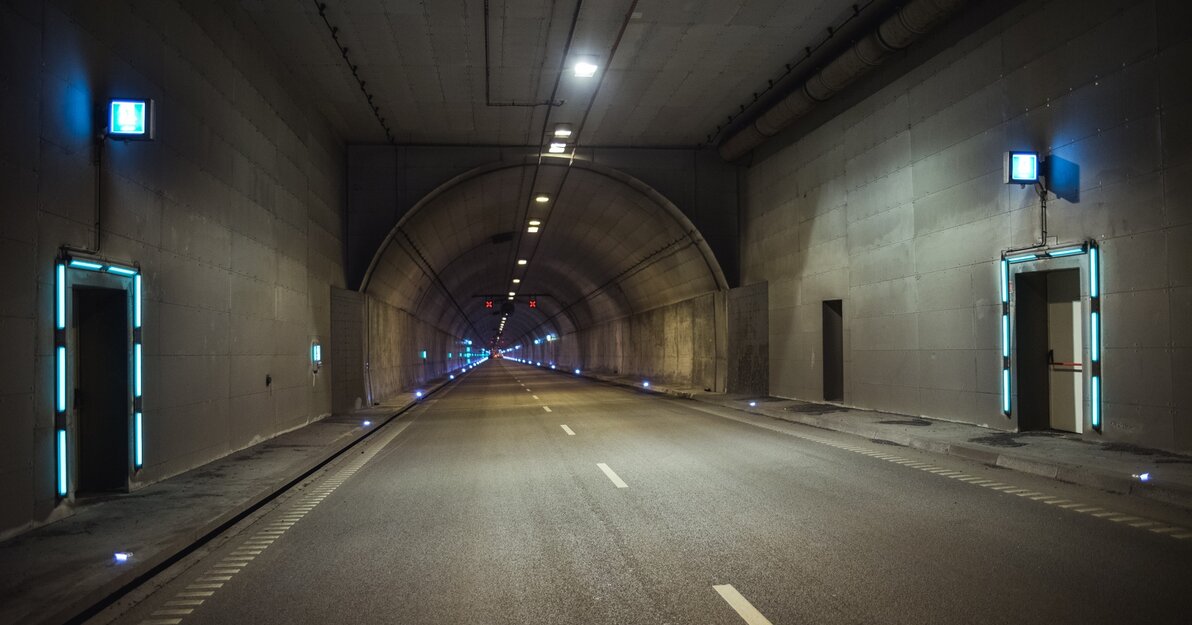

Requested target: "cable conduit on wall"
[{"left": 719, "top": 0, "right": 970, "bottom": 161}]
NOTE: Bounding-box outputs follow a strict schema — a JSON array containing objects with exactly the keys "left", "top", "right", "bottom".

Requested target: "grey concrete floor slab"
[{"left": 96, "top": 361, "right": 1192, "bottom": 625}]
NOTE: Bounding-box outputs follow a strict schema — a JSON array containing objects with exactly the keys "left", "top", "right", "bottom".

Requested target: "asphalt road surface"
[{"left": 98, "top": 361, "right": 1192, "bottom": 625}]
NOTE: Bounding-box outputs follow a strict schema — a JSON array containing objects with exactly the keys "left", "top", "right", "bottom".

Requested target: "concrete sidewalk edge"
[
  {"left": 560, "top": 368, "right": 1192, "bottom": 513},
  {"left": 44, "top": 375, "right": 458, "bottom": 625}
]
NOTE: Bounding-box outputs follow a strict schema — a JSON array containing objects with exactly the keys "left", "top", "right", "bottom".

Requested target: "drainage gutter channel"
[{"left": 50, "top": 374, "right": 461, "bottom": 625}]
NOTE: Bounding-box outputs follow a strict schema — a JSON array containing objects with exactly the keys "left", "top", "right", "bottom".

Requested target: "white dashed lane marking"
[
  {"left": 560, "top": 424, "right": 575, "bottom": 436},
  {"left": 543, "top": 406, "right": 552, "bottom": 412}
]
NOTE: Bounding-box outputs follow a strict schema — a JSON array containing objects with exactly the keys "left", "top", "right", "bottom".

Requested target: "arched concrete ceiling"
[
  {"left": 240, "top": 0, "right": 873, "bottom": 145},
  {"left": 362, "top": 159, "right": 724, "bottom": 349}
]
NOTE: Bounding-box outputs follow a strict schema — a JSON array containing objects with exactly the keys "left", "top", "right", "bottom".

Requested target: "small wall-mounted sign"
[
  {"left": 108, "top": 99, "right": 155, "bottom": 140},
  {"left": 1004, "top": 151, "right": 1039, "bottom": 184}
]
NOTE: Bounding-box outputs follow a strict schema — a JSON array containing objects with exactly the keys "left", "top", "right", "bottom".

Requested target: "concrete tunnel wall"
[
  {"left": 515, "top": 291, "right": 729, "bottom": 393},
  {"left": 0, "top": 0, "right": 346, "bottom": 537},
  {"left": 742, "top": 0, "right": 1192, "bottom": 452}
]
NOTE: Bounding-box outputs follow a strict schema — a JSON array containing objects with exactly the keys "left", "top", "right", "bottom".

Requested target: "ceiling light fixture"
[
  {"left": 574, "top": 61, "right": 598, "bottom": 77},
  {"left": 527, "top": 226, "right": 539, "bottom": 233},
  {"left": 517, "top": 259, "right": 528, "bottom": 265},
  {"left": 548, "top": 142, "right": 566, "bottom": 153},
  {"left": 534, "top": 194, "right": 550, "bottom": 203},
  {"left": 553, "top": 124, "right": 573, "bottom": 138},
  {"left": 512, "top": 279, "right": 521, "bottom": 284},
  {"left": 528, "top": 220, "right": 541, "bottom": 226}
]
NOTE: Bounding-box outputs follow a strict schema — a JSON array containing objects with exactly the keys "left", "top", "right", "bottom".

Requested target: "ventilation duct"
[{"left": 719, "top": 0, "right": 970, "bottom": 161}]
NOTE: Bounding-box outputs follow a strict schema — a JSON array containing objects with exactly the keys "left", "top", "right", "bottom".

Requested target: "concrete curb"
[
  {"left": 46, "top": 374, "right": 461, "bottom": 625},
  {"left": 559, "top": 368, "right": 1192, "bottom": 513}
]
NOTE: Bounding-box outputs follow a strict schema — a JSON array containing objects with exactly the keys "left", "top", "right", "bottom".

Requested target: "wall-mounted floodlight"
[
  {"left": 311, "top": 341, "right": 323, "bottom": 373},
  {"left": 1004, "top": 151, "right": 1039, "bottom": 184},
  {"left": 108, "top": 99, "right": 154, "bottom": 140}
]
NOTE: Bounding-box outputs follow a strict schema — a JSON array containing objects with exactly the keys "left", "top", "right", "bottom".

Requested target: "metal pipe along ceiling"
[{"left": 718, "top": 0, "right": 970, "bottom": 162}]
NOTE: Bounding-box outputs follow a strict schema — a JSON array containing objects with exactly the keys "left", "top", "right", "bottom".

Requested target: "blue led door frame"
[
  {"left": 54, "top": 254, "right": 144, "bottom": 499},
  {"left": 999, "top": 241, "right": 1101, "bottom": 432}
]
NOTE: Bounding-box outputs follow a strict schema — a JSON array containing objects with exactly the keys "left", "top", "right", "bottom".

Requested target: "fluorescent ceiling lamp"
[
  {"left": 548, "top": 142, "right": 566, "bottom": 153},
  {"left": 1047, "top": 246, "right": 1085, "bottom": 257},
  {"left": 528, "top": 220, "right": 541, "bottom": 226},
  {"left": 517, "top": 259, "right": 528, "bottom": 265},
  {"left": 527, "top": 226, "right": 539, "bottom": 233},
  {"left": 107, "top": 265, "right": 137, "bottom": 276},
  {"left": 512, "top": 279, "right": 521, "bottom": 284},
  {"left": 574, "top": 61, "right": 598, "bottom": 77},
  {"left": 535, "top": 195, "right": 550, "bottom": 203},
  {"left": 1006, "top": 253, "right": 1038, "bottom": 263},
  {"left": 508, "top": 291, "right": 515, "bottom": 297},
  {"left": 553, "top": 124, "right": 573, "bottom": 138}
]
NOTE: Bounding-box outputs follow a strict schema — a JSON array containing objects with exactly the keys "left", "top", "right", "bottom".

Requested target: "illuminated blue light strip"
[
  {"left": 1091, "top": 376, "right": 1101, "bottom": 429},
  {"left": 999, "top": 260, "right": 1009, "bottom": 304},
  {"left": 1001, "top": 314, "right": 1010, "bottom": 359},
  {"left": 1090, "top": 312, "right": 1100, "bottom": 362},
  {"left": 134, "top": 343, "right": 142, "bottom": 397},
  {"left": 1089, "top": 247, "right": 1099, "bottom": 298},
  {"left": 134, "top": 274, "right": 142, "bottom": 328},
  {"left": 106, "top": 265, "right": 137, "bottom": 276},
  {"left": 57, "top": 346, "right": 67, "bottom": 412},
  {"left": 1002, "top": 369, "right": 1011, "bottom": 414},
  {"left": 57, "top": 429, "right": 68, "bottom": 496},
  {"left": 56, "top": 264, "right": 66, "bottom": 329},
  {"left": 1047, "top": 247, "right": 1085, "bottom": 258},
  {"left": 68, "top": 259, "right": 104, "bottom": 271},
  {"left": 1006, "top": 253, "right": 1038, "bottom": 264},
  {"left": 134, "top": 412, "right": 143, "bottom": 468}
]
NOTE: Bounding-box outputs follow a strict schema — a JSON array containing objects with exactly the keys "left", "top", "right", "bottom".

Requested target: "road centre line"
[
  {"left": 561, "top": 424, "right": 575, "bottom": 435},
  {"left": 597, "top": 463, "right": 629, "bottom": 488},
  {"left": 713, "top": 584, "right": 774, "bottom": 625}
]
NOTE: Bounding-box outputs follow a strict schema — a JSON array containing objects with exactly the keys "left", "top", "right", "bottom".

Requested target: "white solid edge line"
[
  {"left": 713, "top": 584, "right": 775, "bottom": 625},
  {"left": 561, "top": 424, "right": 575, "bottom": 435},
  {"left": 543, "top": 406, "right": 552, "bottom": 412},
  {"left": 597, "top": 463, "right": 628, "bottom": 488}
]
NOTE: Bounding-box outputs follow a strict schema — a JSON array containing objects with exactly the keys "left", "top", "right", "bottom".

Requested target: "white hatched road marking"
[
  {"left": 703, "top": 407, "right": 1192, "bottom": 542},
  {"left": 597, "top": 463, "right": 629, "bottom": 488},
  {"left": 561, "top": 424, "right": 576, "bottom": 436},
  {"left": 143, "top": 418, "right": 417, "bottom": 623},
  {"left": 713, "top": 584, "right": 774, "bottom": 625},
  {"left": 543, "top": 406, "right": 552, "bottom": 412}
]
